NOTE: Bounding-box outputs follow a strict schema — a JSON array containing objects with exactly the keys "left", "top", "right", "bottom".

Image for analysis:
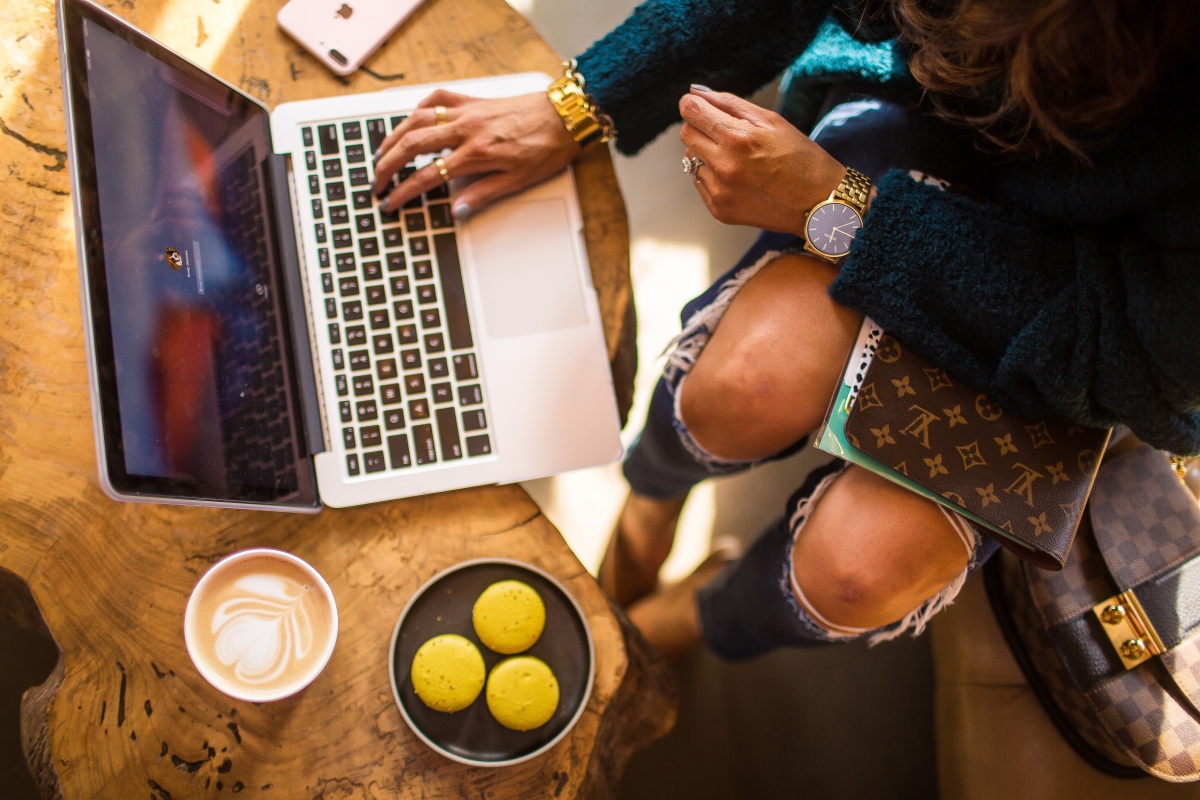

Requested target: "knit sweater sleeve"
[
  {"left": 574, "top": 0, "right": 834, "bottom": 154},
  {"left": 830, "top": 171, "right": 1200, "bottom": 454}
]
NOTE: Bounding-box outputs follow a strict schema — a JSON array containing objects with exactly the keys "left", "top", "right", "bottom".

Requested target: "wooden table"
[{"left": 0, "top": 0, "right": 671, "bottom": 797}]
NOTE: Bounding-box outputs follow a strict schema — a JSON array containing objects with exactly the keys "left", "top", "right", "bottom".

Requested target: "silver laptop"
[{"left": 57, "top": 0, "right": 622, "bottom": 511}]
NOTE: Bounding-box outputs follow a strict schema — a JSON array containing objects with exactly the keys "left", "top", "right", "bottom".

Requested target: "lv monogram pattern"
[{"left": 844, "top": 335, "right": 1110, "bottom": 567}]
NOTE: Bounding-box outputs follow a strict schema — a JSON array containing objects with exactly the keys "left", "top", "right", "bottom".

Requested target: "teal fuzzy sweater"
[{"left": 575, "top": 1, "right": 1200, "bottom": 455}]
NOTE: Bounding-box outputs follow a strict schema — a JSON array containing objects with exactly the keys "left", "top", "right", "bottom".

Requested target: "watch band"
[
  {"left": 834, "top": 167, "right": 871, "bottom": 214},
  {"left": 547, "top": 60, "right": 614, "bottom": 148}
]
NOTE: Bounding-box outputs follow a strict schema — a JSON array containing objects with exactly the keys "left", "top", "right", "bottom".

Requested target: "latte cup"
[{"left": 184, "top": 548, "right": 338, "bottom": 702}]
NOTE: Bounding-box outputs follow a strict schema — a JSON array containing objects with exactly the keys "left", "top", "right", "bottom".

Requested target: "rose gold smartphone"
[{"left": 277, "top": 0, "right": 424, "bottom": 77}]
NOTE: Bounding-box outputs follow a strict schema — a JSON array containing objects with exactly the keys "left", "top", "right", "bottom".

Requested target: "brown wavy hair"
[{"left": 888, "top": 0, "right": 1199, "bottom": 160}]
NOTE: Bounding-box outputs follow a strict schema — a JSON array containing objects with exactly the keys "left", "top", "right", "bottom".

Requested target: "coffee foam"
[{"left": 187, "top": 552, "right": 335, "bottom": 700}]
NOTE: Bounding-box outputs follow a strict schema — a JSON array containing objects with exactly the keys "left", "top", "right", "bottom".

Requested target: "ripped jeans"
[{"left": 621, "top": 89, "right": 1001, "bottom": 660}]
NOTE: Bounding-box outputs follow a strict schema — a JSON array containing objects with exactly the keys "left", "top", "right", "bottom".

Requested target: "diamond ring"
[{"left": 682, "top": 156, "right": 703, "bottom": 176}]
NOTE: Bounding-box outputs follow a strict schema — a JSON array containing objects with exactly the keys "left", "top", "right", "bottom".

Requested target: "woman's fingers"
[
  {"left": 379, "top": 159, "right": 447, "bottom": 212},
  {"left": 679, "top": 92, "right": 749, "bottom": 145},
  {"left": 679, "top": 122, "right": 722, "bottom": 165},
  {"left": 372, "top": 120, "right": 465, "bottom": 196},
  {"left": 689, "top": 87, "right": 769, "bottom": 124}
]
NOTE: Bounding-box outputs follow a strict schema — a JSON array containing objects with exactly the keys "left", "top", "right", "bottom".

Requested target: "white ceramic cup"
[{"left": 184, "top": 548, "right": 338, "bottom": 702}]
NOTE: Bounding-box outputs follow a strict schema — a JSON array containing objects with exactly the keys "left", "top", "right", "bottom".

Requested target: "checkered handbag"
[{"left": 985, "top": 444, "right": 1200, "bottom": 781}]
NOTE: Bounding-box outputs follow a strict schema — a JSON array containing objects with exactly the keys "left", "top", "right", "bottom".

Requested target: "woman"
[{"left": 372, "top": 0, "right": 1200, "bottom": 661}]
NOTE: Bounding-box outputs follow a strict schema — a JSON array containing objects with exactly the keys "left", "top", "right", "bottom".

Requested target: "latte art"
[
  {"left": 211, "top": 575, "right": 315, "bottom": 686},
  {"left": 185, "top": 550, "right": 337, "bottom": 701}
]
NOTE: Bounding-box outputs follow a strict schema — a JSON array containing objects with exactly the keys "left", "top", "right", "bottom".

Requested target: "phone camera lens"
[{"left": 328, "top": 49, "right": 348, "bottom": 66}]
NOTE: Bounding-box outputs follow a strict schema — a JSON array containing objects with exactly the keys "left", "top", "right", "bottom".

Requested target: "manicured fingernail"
[
  {"left": 452, "top": 203, "right": 470, "bottom": 221},
  {"left": 691, "top": 84, "right": 711, "bottom": 93},
  {"left": 372, "top": 147, "right": 382, "bottom": 160},
  {"left": 379, "top": 197, "right": 393, "bottom": 212}
]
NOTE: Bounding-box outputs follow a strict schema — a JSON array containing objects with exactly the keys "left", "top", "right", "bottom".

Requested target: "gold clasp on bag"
[{"left": 1093, "top": 590, "right": 1166, "bottom": 669}]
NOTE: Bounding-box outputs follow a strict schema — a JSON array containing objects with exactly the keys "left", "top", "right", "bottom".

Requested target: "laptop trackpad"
[{"left": 469, "top": 197, "right": 588, "bottom": 339}]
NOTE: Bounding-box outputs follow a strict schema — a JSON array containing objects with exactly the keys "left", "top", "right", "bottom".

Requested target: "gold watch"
[
  {"left": 546, "top": 59, "right": 615, "bottom": 148},
  {"left": 802, "top": 167, "right": 871, "bottom": 260}
]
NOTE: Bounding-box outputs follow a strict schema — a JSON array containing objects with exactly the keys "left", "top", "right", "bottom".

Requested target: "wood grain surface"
[{"left": 0, "top": 0, "right": 668, "bottom": 797}]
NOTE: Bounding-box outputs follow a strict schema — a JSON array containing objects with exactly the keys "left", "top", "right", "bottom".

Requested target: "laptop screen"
[{"left": 62, "top": 0, "right": 318, "bottom": 506}]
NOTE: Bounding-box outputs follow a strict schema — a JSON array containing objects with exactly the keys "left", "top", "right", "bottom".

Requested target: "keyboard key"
[
  {"left": 322, "top": 273, "right": 334, "bottom": 293},
  {"left": 459, "top": 384, "right": 482, "bottom": 405},
  {"left": 356, "top": 214, "right": 376, "bottom": 233},
  {"left": 388, "top": 433, "right": 411, "bottom": 468},
  {"left": 390, "top": 115, "right": 408, "bottom": 129},
  {"left": 331, "top": 348, "right": 345, "bottom": 370},
  {"left": 356, "top": 399, "right": 378, "bottom": 421},
  {"left": 377, "top": 358, "right": 398, "bottom": 380},
  {"left": 384, "top": 408, "right": 405, "bottom": 430},
  {"left": 363, "top": 261, "right": 383, "bottom": 282},
  {"left": 359, "top": 238, "right": 379, "bottom": 257},
  {"left": 453, "top": 353, "right": 478, "bottom": 380},
  {"left": 323, "top": 159, "right": 343, "bottom": 179},
  {"left": 338, "top": 276, "right": 359, "bottom": 297},
  {"left": 393, "top": 300, "right": 414, "bottom": 319},
  {"left": 400, "top": 349, "right": 422, "bottom": 370},
  {"left": 373, "top": 334, "right": 393, "bottom": 354},
  {"left": 366, "top": 285, "right": 387, "bottom": 305},
  {"left": 405, "top": 212, "right": 427, "bottom": 232},
  {"left": 346, "top": 325, "right": 366, "bottom": 346},
  {"left": 410, "top": 236, "right": 430, "bottom": 256},
  {"left": 339, "top": 400, "right": 353, "bottom": 423},
  {"left": 363, "top": 450, "right": 386, "bottom": 473},
  {"left": 391, "top": 276, "right": 411, "bottom": 295},
  {"left": 335, "top": 373, "right": 348, "bottom": 396},
  {"left": 346, "top": 452, "right": 360, "bottom": 475},
  {"left": 345, "top": 143, "right": 365, "bottom": 163},
  {"left": 413, "top": 424, "right": 437, "bottom": 465},
  {"left": 428, "top": 357, "right": 449, "bottom": 378},
  {"left": 360, "top": 425, "right": 382, "bottom": 448},
  {"left": 318, "top": 124, "right": 338, "bottom": 155},
  {"left": 348, "top": 167, "right": 369, "bottom": 186},
  {"left": 332, "top": 228, "right": 352, "bottom": 249},
  {"left": 403, "top": 194, "right": 423, "bottom": 210},
  {"left": 436, "top": 407, "right": 463, "bottom": 460},
  {"left": 417, "top": 284, "right": 437, "bottom": 304},
  {"left": 420, "top": 308, "right": 440, "bottom": 328},
  {"left": 353, "top": 374, "right": 374, "bottom": 396},
  {"left": 380, "top": 383, "right": 401, "bottom": 405},
  {"left": 404, "top": 374, "right": 425, "bottom": 394},
  {"left": 466, "top": 434, "right": 491, "bottom": 457},
  {"left": 433, "top": 232, "right": 473, "bottom": 350},
  {"left": 352, "top": 190, "right": 373, "bottom": 209},
  {"left": 384, "top": 228, "right": 403, "bottom": 248},
  {"left": 380, "top": 207, "right": 400, "bottom": 225},
  {"left": 369, "top": 309, "right": 389, "bottom": 330},
  {"left": 424, "top": 333, "right": 445, "bottom": 353},
  {"left": 349, "top": 349, "right": 370, "bottom": 370},
  {"left": 414, "top": 260, "right": 433, "bottom": 280},
  {"left": 342, "top": 300, "right": 363, "bottom": 320},
  {"left": 305, "top": 150, "right": 317, "bottom": 171},
  {"left": 432, "top": 382, "right": 453, "bottom": 404},
  {"left": 328, "top": 322, "right": 341, "bottom": 344},
  {"left": 462, "top": 409, "right": 487, "bottom": 431},
  {"left": 336, "top": 252, "right": 356, "bottom": 272},
  {"left": 426, "top": 183, "right": 450, "bottom": 201},
  {"left": 342, "top": 427, "right": 356, "bottom": 449},
  {"left": 367, "top": 119, "right": 387, "bottom": 152},
  {"left": 330, "top": 205, "right": 350, "bottom": 224},
  {"left": 342, "top": 120, "right": 362, "bottom": 141},
  {"left": 302, "top": 126, "right": 314, "bottom": 147},
  {"left": 315, "top": 223, "right": 327, "bottom": 243},
  {"left": 428, "top": 203, "right": 453, "bottom": 229},
  {"left": 397, "top": 324, "right": 418, "bottom": 344},
  {"left": 326, "top": 182, "right": 346, "bottom": 201},
  {"left": 318, "top": 247, "right": 331, "bottom": 268},
  {"left": 325, "top": 298, "right": 338, "bottom": 319},
  {"left": 308, "top": 175, "right": 320, "bottom": 195},
  {"left": 312, "top": 198, "right": 324, "bottom": 218},
  {"left": 387, "top": 252, "right": 407, "bottom": 272}
]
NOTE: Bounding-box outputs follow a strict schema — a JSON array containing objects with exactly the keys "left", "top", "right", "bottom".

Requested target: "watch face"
[{"left": 806, "top": 202, "right": 862, "bottom": 257}]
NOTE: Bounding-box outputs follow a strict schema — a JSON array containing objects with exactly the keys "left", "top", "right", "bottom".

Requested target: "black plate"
[{"left": 389, "top": 559, "right": 594, "bottom": 766}]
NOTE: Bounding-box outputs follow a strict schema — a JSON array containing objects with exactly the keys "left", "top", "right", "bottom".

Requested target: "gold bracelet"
[{"left": 546, "top": 59, "right": 615, "bottom": 148}]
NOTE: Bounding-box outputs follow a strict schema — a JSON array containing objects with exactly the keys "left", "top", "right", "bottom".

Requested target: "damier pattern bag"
[{"left": 986, "top": 444, "right": 1200, "bottom": 781}]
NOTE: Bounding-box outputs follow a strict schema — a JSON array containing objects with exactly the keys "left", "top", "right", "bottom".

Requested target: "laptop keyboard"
[{"left": 298, "top": 117, "right": 494, "bottom": 479}]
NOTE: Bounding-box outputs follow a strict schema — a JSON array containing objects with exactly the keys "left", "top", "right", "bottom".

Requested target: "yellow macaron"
[
  {"left": 472, "top": 580, "right": 546, "bottom": 655},
  {"left": 485, "top": 655, "right": 560, "bottom": 731},
  {"left": 410, "top": 633, "right": 486, "bottom": 713}
]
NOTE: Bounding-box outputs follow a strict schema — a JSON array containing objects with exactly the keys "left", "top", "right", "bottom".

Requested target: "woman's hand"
[
  {"left": 371, "top": 89, "right": 580, "bottom": 220},
  {"left": 680, "top": 87, "right": 847, "bottom": 235}
]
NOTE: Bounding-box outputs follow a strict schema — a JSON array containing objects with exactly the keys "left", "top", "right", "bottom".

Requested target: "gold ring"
[
  {"left": 434, "top": 156, "right": 450, "bottom": 183},
  {"left": 434, "top": 105, "right": 447, "bottom": 125}
]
